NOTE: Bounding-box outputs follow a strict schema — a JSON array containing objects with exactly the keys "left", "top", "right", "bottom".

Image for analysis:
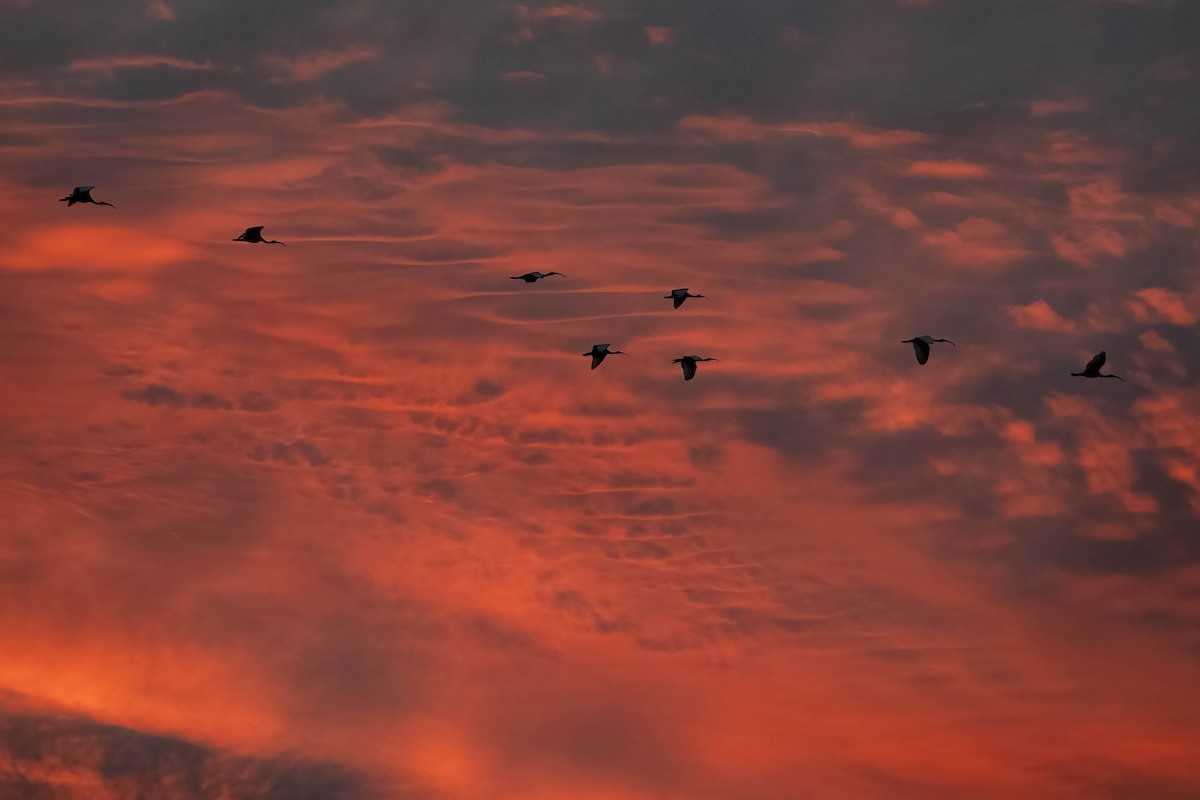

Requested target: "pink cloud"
[
  {"left": 677, "top": 115, "right": 930, "bottom": 148},
  {"left": 923, "top": 217, "right": 1028, "bottom": 267},
  {"left": 1129, "top": 288, "right": 1197, "bottom": 326},
  {"left": 3, "top": 225, "right": 193, "bottom": 272},
  {"left": 1007, "top": 299, "right": 1077, "bottom": 332},
  {"left": 517, "top": 4, "right": 602, "bottom": 23},
  {"left": 905, "top": 160, "right": 991, "bottom": 179},
  {"left": 500, "top": 70, "right": 550, "bottom": 84},
  {"left": 263, "top": 46, "right": 380, "bottom": 81},
  {"left": 145, "top": 0, "right": 174, "bottom": 20},
  {"left": 644, "top": 26, "right": 675, "bottom": 45},
  {"left": 68, "top": 55, "right": 215, "bottom": 72},
  {"left": 1029, "top": 99, "right": 1089, "bottom": 118}
]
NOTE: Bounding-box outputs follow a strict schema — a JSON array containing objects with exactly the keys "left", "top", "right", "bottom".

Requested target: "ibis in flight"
[
  {"left": 672, "top": 355, "right": 718, "bottom": 381},
  {"left": 1071, "top": 351, "right": 1125, "bottom": 382},
  {"left": 233, "top": 226, "right": 285, "bottom": 245},
  {"left": 583, "top": 343, "right": 627, "bottom": 370},
  {"left": 665, "top": 288, "right": 706, "bottom": 309},
  {"left": 510, "top": 271, "right": 564, "bottom": 283},
  {"left": 902, "top": 335, "right": 955, "bottom": 365},
  {"left": 59, "top": 186, "right": 114, "bottom": 207}
]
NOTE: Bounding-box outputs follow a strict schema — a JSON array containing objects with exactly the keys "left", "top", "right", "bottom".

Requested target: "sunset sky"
[{"left": 2, "top": 1, "right": 1199, "bottom": 797}]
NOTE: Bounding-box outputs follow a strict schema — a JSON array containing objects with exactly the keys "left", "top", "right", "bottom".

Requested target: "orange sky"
[{"left": 2, "top": 1, "right": 1200, "bottom": 798}]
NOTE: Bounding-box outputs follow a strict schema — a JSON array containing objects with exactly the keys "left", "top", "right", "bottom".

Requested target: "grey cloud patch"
[
  {"left": 609, "top": 469, "right": 694, "bottom": 489},
  {"left": 240, "top": 390, "right": 280, "bottom": 412},
  {"left": 101, "top": 363, "right": 144, "bottom": 378},
  {"left": 458, "top": 379, "right": 506, "bottom": 404},
  {"left": 465, "top": 613, "right": 541, "bottom": 651},
  {"left": 549, "top": 589, "right": 629, "bottom": 634},
  {"left": 624, "top": 496, "right": 678, "bottom": 517},
  {"left": 122, "top": 383, "right": 235, "bottom": 411},
  {"left": 191, "top": 391, "right": 234, "bottom": 410},
  {"left": 734, "top": 399, "right": 866, "bottom": 465},
  {"left": 122, "top": 383, "right": 186, "bottom": 407},
  {"left": 617, "top": 539, "right": 672, "bottom": 560},
  {"left": 1017, "top": 525, "right": 1166, "bottom": 575},
  {"left": 250, "top": 439, "right": 331, "bottom": 467}
]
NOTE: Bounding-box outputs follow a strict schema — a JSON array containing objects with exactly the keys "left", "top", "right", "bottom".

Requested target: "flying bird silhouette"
[
  {"left": 584, "top": 343, "right": 627, "bottom": 370},
  {"left": 672, "top": 355, "right": 718, "bottom": 381},
  {"left": 901, "top": 335, "right": 955, "bottom": 365},
  {"left": 665, "top": 288, "right": 706, "bottom": 309},
  {"left": 510, "top": 271, "right": 564, "bottom": 282},
  {"left": 1071, "top": 351, "right": 1125, "bottom": 382},
  {"left": 233, "top": 226, "right": 285, "bottom": 245},
  {"left": 59, "top": 186, "right": 113, "bottom": 207}
]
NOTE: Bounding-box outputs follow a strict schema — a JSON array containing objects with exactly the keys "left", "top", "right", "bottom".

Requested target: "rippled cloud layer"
[{"left": 2, "top": 1, "right": 1199, "bottom": 797}]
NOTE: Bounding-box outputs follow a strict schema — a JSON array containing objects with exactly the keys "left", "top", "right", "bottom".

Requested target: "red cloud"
[
  {"left": 1007, "top": 299, "right": 1077, "bottom": 332},
  {"left": 905, "top": 160, "right": 991, "bottom": 179}
]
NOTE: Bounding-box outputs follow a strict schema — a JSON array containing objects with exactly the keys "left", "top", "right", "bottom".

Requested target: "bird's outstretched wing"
[
  {"left": 912, "top": 340, "right": 931, "bottom": 365},
  {"left": 681, "top": 359, "right": 697, "bottom": 381},
  {"left": 673, "top": 295, "right": 685, "bottom": 308},
  {"left": 1086, "top": 351, "right": 1106, "bottom": 373},
  {"left": 590, "top": 353, "right": 604, "bottom": 369},
  {"left": 247, "top": 226, "right": 265, "bottom": 235},
  {"left": 75, "top": 186, "right": 94, "bottom": 193}
]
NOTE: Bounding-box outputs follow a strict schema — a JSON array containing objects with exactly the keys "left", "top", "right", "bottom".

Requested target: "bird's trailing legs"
[
  {"left": 511, "top": 271, "right": 564, "bottom": 282},
  {"left": 901, "top": 335, "right": 955, "bottom": 365},
  {"left": 233, "top": 226, "right": 286, "bottom": 245},
  {"left": 672, "top": 355, "right": 718, "bottom": 381},
  {"left": 59, "top": 186, "right": 114, "bottom": 207},
  {"left": 1072, "top": 351, "right": 1124, "bottom": 382},
  {"left": 665, "top": 288, "right": 706, "bottom": 309},
  {"left": 584, "top": 343, "right": 627, "bottom": 370}
]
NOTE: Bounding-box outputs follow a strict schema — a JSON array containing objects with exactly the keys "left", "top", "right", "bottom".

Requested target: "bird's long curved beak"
[{"left": 945, "top": 340, "right": 957, "bottom": 346}]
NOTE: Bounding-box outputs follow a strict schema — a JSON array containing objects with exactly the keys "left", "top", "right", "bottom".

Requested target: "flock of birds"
[{"left": 59, "top": 184, "right": 1126, "bottom": 383}]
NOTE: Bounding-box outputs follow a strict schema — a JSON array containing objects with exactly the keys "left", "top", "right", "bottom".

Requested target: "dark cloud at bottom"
[{"left": 0, "top": 703, "right": 380, "bottom": 800}]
